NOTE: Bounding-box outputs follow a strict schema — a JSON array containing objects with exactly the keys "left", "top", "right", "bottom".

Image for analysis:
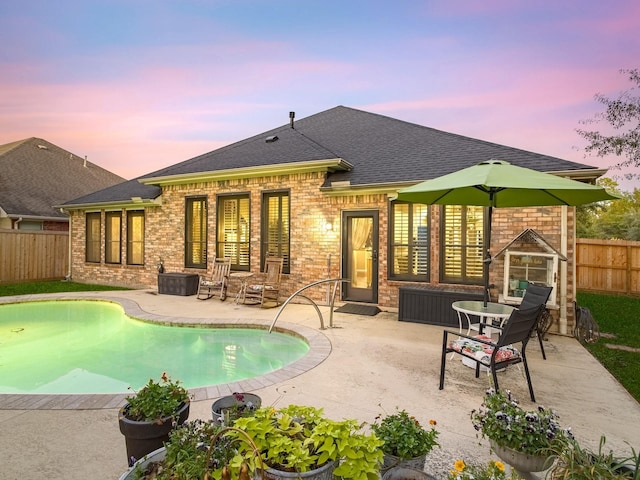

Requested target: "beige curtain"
[{"left": 351, "top": 218, "right": 372, "bottom": 250}]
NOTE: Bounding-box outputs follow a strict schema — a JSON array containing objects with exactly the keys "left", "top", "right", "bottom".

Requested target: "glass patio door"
[{"left": 342, "top": 210, "right": 378, "bottom": 303}]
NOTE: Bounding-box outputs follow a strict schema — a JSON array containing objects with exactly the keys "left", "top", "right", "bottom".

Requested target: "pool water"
[{"left": 0, "top": 300, "right": 309, "bottom": 394}]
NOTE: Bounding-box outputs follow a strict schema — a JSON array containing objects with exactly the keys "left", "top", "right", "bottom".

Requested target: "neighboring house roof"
[
  {"left": 0, "top": 138, "right": 125, "bottom": 221},
  {"left": 62, "top": 106, "right": 607, "bottom": 208}
]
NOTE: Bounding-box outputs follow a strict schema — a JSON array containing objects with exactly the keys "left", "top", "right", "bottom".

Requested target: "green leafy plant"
[
  {"left": 370, "top": 408, "right": 439, "bottom": 459},
  {"left": 447, "top": 459, "right": 523, "bottom": 480},
  {"left": 132, "top": 419, "right": 258, "bottom": 480},
  {"left": 125, "top": 372, "right": 190, "bottom": 423},
  {"left": 231, "top": 404, "right": 383, "bottom": 480},
  {"left": 546, "top": 435, "right": 638, "bottom": 479},
  {"left": 470, "top": 389, "right": 570, "bottom": 456}
]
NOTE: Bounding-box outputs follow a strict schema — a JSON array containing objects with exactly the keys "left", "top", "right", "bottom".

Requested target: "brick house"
[
  {"left": 0, "top": 138, "right": 124, "bottom": 231},
  {"left": 60, "top": 106, "right": 608, "bottom": 332}
]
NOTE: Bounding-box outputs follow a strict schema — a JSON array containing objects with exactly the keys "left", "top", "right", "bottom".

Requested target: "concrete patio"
[{"left": 1, "top": 289, "right": 639, "bottom": 479}]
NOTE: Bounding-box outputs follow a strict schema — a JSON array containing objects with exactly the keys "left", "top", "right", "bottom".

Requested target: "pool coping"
[{"left": 0, "top": 294, "right": 332, "bottom": 410}]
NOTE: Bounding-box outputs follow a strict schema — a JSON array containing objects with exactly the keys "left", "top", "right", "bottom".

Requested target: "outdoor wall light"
[{"left": 324, "top": 220, "right": 334, "bottom": 231}]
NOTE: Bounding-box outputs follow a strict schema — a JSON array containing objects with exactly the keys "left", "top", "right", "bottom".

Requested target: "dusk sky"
[{"left": 2, "top": 1, "right": 638, "bottom": 190}]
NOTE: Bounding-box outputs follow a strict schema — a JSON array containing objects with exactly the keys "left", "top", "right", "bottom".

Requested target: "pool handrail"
[{"left": 268, "top": 278, "right": 350, "bottom": 333}]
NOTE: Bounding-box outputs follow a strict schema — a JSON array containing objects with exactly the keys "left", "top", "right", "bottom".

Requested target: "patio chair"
[
  {"left": 439, "top": 304, "right": 545, "bottom": 402},
  {"left": 519, "top": 282, "right": 553, "bottom": 360},
  {"left": 243, "top": 257, "right": 284, "bottom": 308},
  {"left": 196, "top": 257, "right": 231, "bottom": 301}
]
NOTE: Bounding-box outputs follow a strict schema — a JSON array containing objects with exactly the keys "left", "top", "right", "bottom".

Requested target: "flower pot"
[
  {"left": 118, "top": 400, "right": 190, "bottom": 465},
  {"left": 118, "top": 447, "right": 166, "bottom": 480},
  {"left": 211, "top": 392, "right": 261, "bottom": 425},
  {"left": 381, "top": 454, "right": 426, "bottom": 474},
  {"left": 491, "top": 440, "right": 551, "bottom": 473},
  {"left": 382, "top": 466, "right": 437, "bottom": 480},
  {"left": 261, "top": 460, "right": 337, "bottom": 480}
]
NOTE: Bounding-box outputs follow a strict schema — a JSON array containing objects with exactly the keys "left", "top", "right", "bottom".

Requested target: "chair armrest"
[{"left": 476, "top": 320, "right": 506, "bottom": 334}]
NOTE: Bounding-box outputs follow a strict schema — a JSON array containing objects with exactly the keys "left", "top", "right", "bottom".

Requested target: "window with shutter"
[
  {"left": 105, "top": 211, "right": 122, "bottom": 264},
  {"left": 441, "top": 205, "right": 484, "bottom": 284},
  {"left": 85, "top": 212, "right": 101, "bottom": 263},
  {"left": 389, "top": 201, "right": 429, "bottom": 280},
  {"left": 127, "top": 210, "right": 144, "bottom": 266},
  {"left": 185, "top": 197, "right": 207, "bottom": 268},
  {"left": 262, "top": 191, "right": 290, "bottom": 273},
  {"left": 217, "top": 195, "right": 250, "bottom": 270}
]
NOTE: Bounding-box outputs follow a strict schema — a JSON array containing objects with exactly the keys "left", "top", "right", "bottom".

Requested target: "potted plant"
[
  {"left": 447, "top": 459, "right": 523, "bottom": 480},
  {"left": 470, "top": 389, "right": 570, "bottom": 473},
  {"left": 211, "top": 392, "right": 262, "bottom": 425},
  {"left": 371, "top": 408, "right": 439, "bottom": 473},
  {"left": 231, "top": 404, "right": 384, "bottom": 480},
  {"left": 546, "top": 435, "right": 638, "bottom": 479},
  {"left": 120, "top": 419, "right": 262, "bottom": 480},
  {"left": 118, "top": 372, "right": 191, "bottom": 465}
]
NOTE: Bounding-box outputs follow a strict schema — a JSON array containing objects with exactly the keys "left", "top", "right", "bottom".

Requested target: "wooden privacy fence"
[
  {"left": 0, "top": 230, "right": 69, "bottom": 283},
  {"left": 576, "top": 238, "right": 640, "bottom": 296}
]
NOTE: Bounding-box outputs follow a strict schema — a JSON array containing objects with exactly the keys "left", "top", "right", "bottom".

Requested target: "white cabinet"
[{"left": 502, "top": 251, "right": 558, "bottom": 305}]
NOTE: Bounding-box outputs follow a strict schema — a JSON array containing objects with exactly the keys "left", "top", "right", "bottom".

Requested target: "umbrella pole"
[{"left": 483, "top": 205, "right": 493, "bottom": 307}]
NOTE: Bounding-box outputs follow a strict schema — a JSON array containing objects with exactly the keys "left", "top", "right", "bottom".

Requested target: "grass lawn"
[
  {"left": 0, "top": 280, "right": 129, "bottom": 296},
  {"left": 576, "top": 292, "right": 640, "bottom": 403}
]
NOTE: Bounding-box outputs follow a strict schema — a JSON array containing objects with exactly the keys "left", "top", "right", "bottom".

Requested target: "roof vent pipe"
[
  {"left": 84, "top": 155, "right": 87, "bottom": 167},
  {"left": 289, "top": 111, "right": 295, "bottom": 128}
]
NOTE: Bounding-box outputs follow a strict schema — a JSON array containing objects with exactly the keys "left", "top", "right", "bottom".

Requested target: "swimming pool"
[{"left": 0, "top": 300, "right": 310, "bottom": 394}]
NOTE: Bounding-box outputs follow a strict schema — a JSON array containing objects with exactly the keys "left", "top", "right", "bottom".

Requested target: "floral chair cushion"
[
  {"left": 448, "top": 335, "right": 521, "bottom": 364},
  {"left": 202, "top": 280, "right": 223, "bottom": 287}
]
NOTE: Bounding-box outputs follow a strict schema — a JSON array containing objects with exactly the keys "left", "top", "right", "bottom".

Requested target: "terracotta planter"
[
  {"left": 261, "top": 460, "right": 337, "bottom": 480},
  {"left": 211, "top": 392, "right": 261, "bottom": 425},
  {"left": 491, "top": 440, "right": 551, "bottom": 473},
  {"left": 118, "top": 400, "right": 190, "bottom": 465}
]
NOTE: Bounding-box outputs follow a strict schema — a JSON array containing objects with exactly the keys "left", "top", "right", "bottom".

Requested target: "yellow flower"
[
  {"left": 429, "top": 419, "right": 437, "bottom": 426},
  {"left": 454, "top": 459, "right": 465, "bottom": 472},
  {"left": 494, "top": 460, "right": 505, "bottom": 472}
]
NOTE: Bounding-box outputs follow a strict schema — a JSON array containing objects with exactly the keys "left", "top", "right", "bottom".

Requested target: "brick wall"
[
  {"left": 43, "top": 220, "right": 69, "bottom": 232},
  {"left": 67, "top": 172, "right": 577, "bottom": 329}
]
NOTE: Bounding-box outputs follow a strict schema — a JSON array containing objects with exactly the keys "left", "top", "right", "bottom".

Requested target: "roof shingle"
[{"left": 0, "top": 138, "right": 125, "bottom": 219}]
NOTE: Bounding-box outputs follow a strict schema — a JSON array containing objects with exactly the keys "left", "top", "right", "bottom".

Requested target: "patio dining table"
[{"left": 451, "top": 300, "right": 515, "bottom": 336}]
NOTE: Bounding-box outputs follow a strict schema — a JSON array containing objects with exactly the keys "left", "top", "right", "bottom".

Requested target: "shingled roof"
[
  {"left": 0, "top": 138, "right": 124, "bottom": 220},
  {"left": 63, "top": 106, "right": 604, "bottom": 207}
]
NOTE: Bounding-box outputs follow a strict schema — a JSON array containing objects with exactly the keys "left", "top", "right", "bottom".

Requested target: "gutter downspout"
[
  {"left": 559, "top": 206, "right": 568, "bottom": 334},
  {"left": 14, "top": 217, "right": 23, "bottom": 229},
  {"left": 61, "top": 208, "right": 72, "bottom": 281}
]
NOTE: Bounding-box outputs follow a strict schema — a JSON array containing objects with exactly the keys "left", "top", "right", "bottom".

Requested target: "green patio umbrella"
[{"left": 396, "top": 159, "right": 618, "bottom": 305}]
